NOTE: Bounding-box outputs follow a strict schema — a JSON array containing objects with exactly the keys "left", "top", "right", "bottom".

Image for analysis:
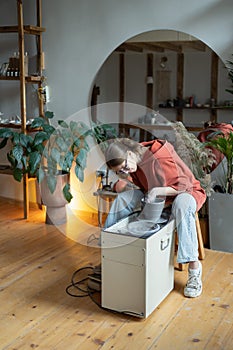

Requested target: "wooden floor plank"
[
  {"left": 0, "top": 244, "right": 100, "bottom": 349},
  {"left": 148, "top": 253, "right": 233, "bottom": 350},
  {"left": 0, "top": 197, "right": 232, "bottom": 350}
]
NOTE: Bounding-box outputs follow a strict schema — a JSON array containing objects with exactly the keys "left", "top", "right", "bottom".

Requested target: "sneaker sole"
[{"left": 184, "top": 285, "right": 202, "bottom": 298}]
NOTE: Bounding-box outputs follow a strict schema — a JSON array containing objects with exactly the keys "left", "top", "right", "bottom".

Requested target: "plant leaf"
[
  {"left": 29, "top": 152, "right": 41, "bottom": 175},
  {"left": 46, "top": 174, "right": 57, "bottom": 194},
  {"left": 12, "top": 144, "right": 24, "bottom": 163},
  {"left": 75, "top": 148, "right": 87, "bottom": 168},
  {"left": 33, "top": 131, "right": 49, "bottom": 146},
  {"left": 31, "top": 117, "right": 46, "bottom": 128},
  {"left": 58, "top": 120, "right": 69, "bottom": 128},
  {"left": 50, "top": 148, "right": 61, "bottom": 164},
  {"left": 7, "top": 152, "right": 16, "bottom": 167},
  {"left": 45, "top": 111, "right": 54, "bottom": 119},
  {"left": 0, "top": 128, "right": 13, "bottom": 138},
  {"left": 19, "top": 133, "right": 33, "bottom": 148},
  {"left": 0, "top": 138, "right": 8, "bottom": 149},
  {"left": 62, "top": 150, "right": 73, "bottom": 170},
  {"left": 63, "top": 183, "right": 73, "bottom": 203},
  {"left": 13, "top": 167, "right": 23, "bottom": 182},
  {"left": 75, "top": 164, "right": 84, "bottom": 182},
  {"left": 56, "top": 135, "right": 70, "bottom": 152},
  {"left": 43, "top": 124, "right": 55, "bottom": 135},
  {"left": 37, "top": 167, "right": 45, "bottom": 183},
  {"left": 73, "top": 138, "right": 80, "bottom": 148},
  {"left": 12, "top": 133, "right": 20, "bottom": 144}
]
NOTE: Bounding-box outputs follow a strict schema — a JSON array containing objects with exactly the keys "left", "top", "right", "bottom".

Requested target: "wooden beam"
[
  {"left": 17, "top": 0, "right": 29, "bottom": 219},
  {"left": 210, "top": 51, "right": 218, "bottom": 122},
  {"left": 0, "top": 25, "right": 45, "bottom": 34},
  {"left": 91, "top": 85, "right": 100, "bottom": 122},
  {"left": 115, "top": 40, "right": 207, "bottom": 53},
  {"left": 176, "top": 40, "right": 206, "bottom": 52},
  {"left": 116, "top": 43, "right": 143, "bottom": 53},
  {"left": 177, "top": 53, "right": 184, "bottom": 122},
  {"left": 119, "top": 53, "right": 125, "bottom": 122},
  {"left": 133, "top": 42, "right": 164, "bottom": 52},
  {"left": 36, "top": 0, "right": 44, "bottom": 116},
  {"left": 146, "top": 53, "right": 154, "bottom": 109},
  {"left": 151, "top": 41, "right": 182, "bottom": 52}
]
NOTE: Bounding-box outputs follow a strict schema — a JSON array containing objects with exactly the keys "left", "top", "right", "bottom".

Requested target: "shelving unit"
[
  {"left": 159, "top": 106, "right": 233, "bottom": 130},
  {"left": 167, "top": 51, "right": 222, "bottom": 127},
  {"left": 0, "top": 0, "right": 45, "bottom": 218},
  {"left": 113, "top": 43, "right": 233, "bottom": 130}
]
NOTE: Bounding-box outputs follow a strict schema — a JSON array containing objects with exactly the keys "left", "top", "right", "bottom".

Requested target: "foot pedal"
[
  {"left": 93, "top": 264, "right": 101, "bottom": 275},
  {"left": 88, "top": 274, "right": 101, "bottom": 291}
]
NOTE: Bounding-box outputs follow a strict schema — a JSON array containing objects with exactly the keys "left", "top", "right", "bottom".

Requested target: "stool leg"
[
  {"left": 178, "top": 263, "right": 186, "bottom": 271},
  {"left": 176, "top": 213, "right": 205, "bottom": 271},
  {"left": 195, "top": 213, "right": 205, "bottom": 260}
]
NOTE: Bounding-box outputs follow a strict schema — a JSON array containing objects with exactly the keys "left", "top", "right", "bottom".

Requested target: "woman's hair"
[{"left": 105, "top": 138, "right": 146, "bottom": 168}]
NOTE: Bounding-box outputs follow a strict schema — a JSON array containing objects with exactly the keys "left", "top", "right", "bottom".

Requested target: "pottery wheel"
[{"left": 127, "top": 220, "right": 160, "bottom": 236}]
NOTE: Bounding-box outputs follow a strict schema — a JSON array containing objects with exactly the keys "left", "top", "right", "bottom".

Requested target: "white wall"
[
  {"left": 1, "top": 0, "right": 233, "bottom": 208},
  {"left": 42, "top": 0, "right": 233, "bottom": 119}
]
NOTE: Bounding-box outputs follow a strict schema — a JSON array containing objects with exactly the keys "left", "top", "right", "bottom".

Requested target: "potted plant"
[
  {"left": 0, "top": 111, "right": 116, "bottom": 224},
  {"left": 205, "top": 130, "right": 233, "bottom": 252}
]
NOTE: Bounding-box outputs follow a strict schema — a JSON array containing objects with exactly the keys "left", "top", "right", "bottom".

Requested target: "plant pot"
[
  {"left": 208, "top": 192, "right": 233, "bottom": 253},
  {"left": 40, "top": 172, "right": 69, "bottom": 225}
]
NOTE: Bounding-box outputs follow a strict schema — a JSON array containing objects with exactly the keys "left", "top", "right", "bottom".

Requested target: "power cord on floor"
[
  {"left": 65, "top": 265, "right": 143, "bottom": 318},
  {"left": 66, "top": 266, "right": 102, "bottom": 308}
]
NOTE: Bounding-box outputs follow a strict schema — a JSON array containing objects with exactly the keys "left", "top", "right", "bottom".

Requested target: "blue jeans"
[{"left": 104, "top": 190, "right": 198, "bottom": 263}]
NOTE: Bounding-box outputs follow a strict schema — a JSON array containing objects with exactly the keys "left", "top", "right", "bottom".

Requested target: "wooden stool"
[{"left": 176, "top": 212, "right": 205, "bottom": 271}]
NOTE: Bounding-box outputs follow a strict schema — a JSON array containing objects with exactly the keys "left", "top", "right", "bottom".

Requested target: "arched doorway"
[{"left": 91, "top": 29, "right": 232, "bottom": 131}]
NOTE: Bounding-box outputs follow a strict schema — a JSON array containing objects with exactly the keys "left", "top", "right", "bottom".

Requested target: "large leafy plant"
[
  {"left": 205, "top": 131, "right": 233, "bottom": 194},
  {"left": 174, "top": 121, "right": 216, "bottom": 195},
  {"left": 0, "top": 111, "right": 116, "bottom": 202},
  {"left": 0, "top": 111, "right": 55, "bottom": 182}
]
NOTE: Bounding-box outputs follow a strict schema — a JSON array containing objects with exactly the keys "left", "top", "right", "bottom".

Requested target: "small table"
[{"left": 93, "top": 189, "right": 118, "bottom": 227}]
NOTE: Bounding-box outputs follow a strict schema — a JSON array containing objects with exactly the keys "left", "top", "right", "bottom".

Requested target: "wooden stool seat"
[{"left": 176, "top": 212, "right": 205, "bottom": 271}]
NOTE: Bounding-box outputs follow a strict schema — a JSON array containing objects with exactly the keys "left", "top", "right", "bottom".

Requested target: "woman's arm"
[{"left": 147, "top": 186, "right": 182, "bottom": 202}]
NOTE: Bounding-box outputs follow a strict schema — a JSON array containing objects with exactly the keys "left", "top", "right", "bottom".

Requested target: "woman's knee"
[{"left": 172, "top": 193, "right": 196, "bottom": 214}]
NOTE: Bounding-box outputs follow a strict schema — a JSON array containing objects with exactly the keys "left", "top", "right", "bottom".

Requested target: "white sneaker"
[{"left": 184, "top": 261, "right": 202, "bottom": 298}]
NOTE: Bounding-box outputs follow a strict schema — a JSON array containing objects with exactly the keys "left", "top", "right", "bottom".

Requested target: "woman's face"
[{"left": 110, "top": 151, "right": 137, "bottom": 174}]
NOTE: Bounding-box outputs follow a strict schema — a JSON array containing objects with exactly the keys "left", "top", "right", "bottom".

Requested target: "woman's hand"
[{"left": 146, "top": 188, "right": 159, "bottom": 203}]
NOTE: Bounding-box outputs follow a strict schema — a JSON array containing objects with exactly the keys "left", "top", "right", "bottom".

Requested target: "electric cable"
[
  {"left": 86, "top": 233, "right": 99, "bottom": 246},
  {"left": 66, "top": 265, "right": 144, "bottom": 317},
  {"left": 66, "top": 266, "right": 94, "bottom": 297}
]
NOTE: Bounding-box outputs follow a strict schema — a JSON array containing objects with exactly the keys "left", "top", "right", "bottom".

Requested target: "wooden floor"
[{"left": 0, "top": 197, "right": 232, "bottom": 350}]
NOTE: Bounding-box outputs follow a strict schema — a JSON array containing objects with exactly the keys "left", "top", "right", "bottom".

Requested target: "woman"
[{"left": 104, "top": 138, "right": 206, "bottom": 298}]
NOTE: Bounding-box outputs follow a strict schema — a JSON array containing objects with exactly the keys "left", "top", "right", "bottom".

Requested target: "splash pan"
[{"left": 127, "top": 220, "right": 160, "bottom": 237}]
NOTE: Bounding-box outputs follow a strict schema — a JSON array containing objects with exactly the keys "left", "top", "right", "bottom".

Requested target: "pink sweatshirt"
[{"left": 130, "top": 139, "right": 206, "bottom": 211}]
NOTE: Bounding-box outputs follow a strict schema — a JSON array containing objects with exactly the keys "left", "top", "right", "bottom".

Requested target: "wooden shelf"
[
  {"left": 0, "top": 165, "right": 13, "bottom": 175},
  {"left": 156, "top": 52, "right": 230, "bottom": 124},
  {"left": 185, "top": 126, "right": 204, "bottom": 132},
  {"left": 130, "top": 123, "right": 173, "bottom": 130},
  {"left": 0, "top": 0, "right": 45, "bottom": 219},
  {"left": 0, "top": 75, "right": 43, "bottom": 83},
  {"left": 0, "top": 122, "right": 40, "bottom": 131},
  {"left": 159, "top": 106, "right": 233, "bottom": 110},
  {"left": 0, "top": 165, "right": 36, "bottom": 180},
  {"left": 0, "top": 25, "right": 45, "bottom": 35}
]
